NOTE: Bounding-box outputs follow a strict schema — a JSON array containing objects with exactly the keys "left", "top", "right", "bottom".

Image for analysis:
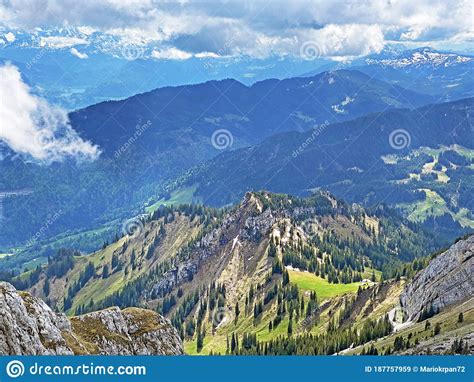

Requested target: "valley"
[
  {"left": 0, "top": 67, "right": 452, "bottom": 247},
  {"left": 0, "top": 28, "right": 473, "bottom": 361},
  {"left": 162, "top": 99, "right": 474, "bottom": 240},
  {"left": 6, "top": 190, "right": 471, "bottom": 355}
]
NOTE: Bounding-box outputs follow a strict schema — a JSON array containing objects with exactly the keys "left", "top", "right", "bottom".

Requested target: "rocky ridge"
[
  {"left": 400, "top": 235, "right": 473, "bottom": 321},
  {"left": 0, "top": 282, "right": 183, "bottom": 355}
]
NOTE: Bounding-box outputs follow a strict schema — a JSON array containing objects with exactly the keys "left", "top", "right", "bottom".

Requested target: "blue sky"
[{"left": 0, "top": 0, "right": 472, "bottom": 60}]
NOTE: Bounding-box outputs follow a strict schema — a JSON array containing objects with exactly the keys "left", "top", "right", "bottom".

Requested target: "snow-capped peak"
[{"left": 365, "top": 47, "right": 473, "bottom": 68}]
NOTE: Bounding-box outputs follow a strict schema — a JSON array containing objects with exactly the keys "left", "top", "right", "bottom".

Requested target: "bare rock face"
[
  {"left": 400, "top": 235, "right": 474, "bottom": 321},
  {"left": 0, "top": 282, "right": 183, "bottom": 355},
  {"left": 0, "top": 282, "right": 73, "bottom": 355}
]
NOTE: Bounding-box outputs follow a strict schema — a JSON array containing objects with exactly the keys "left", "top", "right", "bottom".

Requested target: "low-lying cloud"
[
  {"left": 70, "top": 47, "right": 89, "bottom": 59},
  {"left": 0, "top": 63, "right": 100, "bottom": 162}
]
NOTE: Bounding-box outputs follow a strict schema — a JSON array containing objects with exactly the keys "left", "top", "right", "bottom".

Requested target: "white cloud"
[
  {"left": 0, "top": 0, "right": 471, "bottom": 59},
  {"left": 151, "top": 47, "right": 192, "bottom": 60},
  {"left": 70, "top": 47, "right": 89, "bottom": 59},
  {"left": 4, "top": 31, "right": 15, "bottom": 42},
  {"left": 40, "top": 36, "right": 88, "bottom": 48},
  {"left": 298, "top": 24, "right": 385, "bottom": 59},
  {"left": 195, "top": 52, "right": 221, "bottom": 58},
  {"left": 0, "top": 63, "right": 100, "bottom": 162}
]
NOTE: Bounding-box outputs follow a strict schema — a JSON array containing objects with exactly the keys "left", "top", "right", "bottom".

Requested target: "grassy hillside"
[
  {"left": 288, "top": 269, "right": 363, "bottom": 300},
  {"left": 26, "top": 212, "right": 204, "bottom": 314},
  {"left": 16, "top": 191, "right": 447, "bottom": 355}
]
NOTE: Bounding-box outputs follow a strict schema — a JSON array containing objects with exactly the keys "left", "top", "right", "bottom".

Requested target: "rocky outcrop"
[
  {"left": 0, "top": 282, "right": 183, "bottom": 355},
  {"left": 400, "top": 235, "right": 473, "bottom": 321},
  {"left": 0, "top": 282, "right": 73, "bottom": 355},
  {"left": 69, "top": 307, "right": 183, "bottom": 355},
  {"left": 399, "top": 330, "right": 474, "bottom": 355},
  {"left": 149, "top": 192, "right": 278, "bottom": 297}
]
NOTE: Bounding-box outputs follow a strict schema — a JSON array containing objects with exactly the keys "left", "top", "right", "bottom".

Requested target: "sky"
[
  {"left": 0, "top": 0, "right": 472, "bottom": 162},
  {"left": 0, "top": 0, "right": 472, "bottom": 60}
]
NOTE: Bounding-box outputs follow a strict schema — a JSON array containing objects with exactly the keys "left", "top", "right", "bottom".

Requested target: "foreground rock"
[
  {"left": 0, "top": 282, "right": 183, "bottom": 355},
  {"left": 400, "top": 235, "right": 473, "bottom": 321}
]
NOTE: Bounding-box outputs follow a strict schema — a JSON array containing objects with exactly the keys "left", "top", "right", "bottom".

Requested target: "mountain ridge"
[
  {"left": 10, "top": 193, "right": 472, "bottom": 355},
  {"left": 0, "top": 68, "right": 435, "bottom": 252},
  {"left": 302, "top": 47, "right": 473, "bottom": 101},
  {"left": 14, "top": 190, "right": 448, "bottom": 355},
  {"left": 70, "top": 68, "right": 433, "bottom": 156},
  {"left": 160, "top": 97, "right": 474, "bottom": 238}
]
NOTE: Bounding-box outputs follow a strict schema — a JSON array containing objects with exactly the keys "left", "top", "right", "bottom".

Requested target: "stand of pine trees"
[{"left": 225, "top": 314, "right": 392, "bottom": 355}]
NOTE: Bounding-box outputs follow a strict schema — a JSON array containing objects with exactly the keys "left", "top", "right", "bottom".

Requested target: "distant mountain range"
[
  {"left": 0, "top": 37, "right": 473, "bottom": 357},
  {"left": 161, "top": 97, "right": 474, "bottom": 236},
  {"left": 305, "top": 47, "right": 473, "bottom": 102},
  {"left": 71, "top": 69, "right": 433, "bottom": 157},
  {"left": 0, "top": 68, "right": 435, "bottom": 250},
  {"left": 0, "top": 49, "right": 472, "bottom": 269},
  {"left": 0, "top": 27, "right": 329, "bottom": 110},
  {"left": 1, "top": 32, "right": 472, "bottom": 110}
]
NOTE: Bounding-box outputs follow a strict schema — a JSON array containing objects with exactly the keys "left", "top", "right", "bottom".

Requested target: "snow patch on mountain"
[
  {"left": 365, "top": 48, "right": 473, "bottom": 69},
  {"left": 332, "top": 95, "right": 355, "bottom": 114}
]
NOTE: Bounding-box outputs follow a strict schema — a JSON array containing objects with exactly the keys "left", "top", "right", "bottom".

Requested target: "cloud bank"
[
  {"left": 0, "top": 0, "right": 472, "bottom": 60},
  {"left": 0, "top": 63, "right": 100, "bottom": 162}
]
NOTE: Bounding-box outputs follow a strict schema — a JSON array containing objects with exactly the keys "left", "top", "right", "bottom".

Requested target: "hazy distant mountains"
[
  {"left": 163, "top": 97, "right": 474, "bottom": 237},
  {"left": 0, "top": 68, "right": 433, "bottom": 248},
  {"left": 305, "top": 47, "right": 473, "bottom": 102},
  {"left": 0, "top": 51, "right": 472, "bottom": 255},
  {"left": 0, "top": 27, "right": 328, "bottom": 110},
  {"left": 2, "top": 34, "right": 471, "bottom": 111},
  {"left": 171, "top": 97, "right": 474, "bottom": 202},
  {"left": 70, "top": 69, "right": 432, "bottom": 157}
]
